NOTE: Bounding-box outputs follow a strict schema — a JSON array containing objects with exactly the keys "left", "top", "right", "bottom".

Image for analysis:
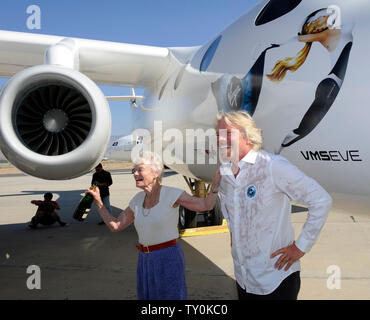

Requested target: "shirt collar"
[
  {"left": 240, "top": 149, "right": 258, "bottom": 165},
  {"left": 219, "top": 150, "right": 259, "bottom": 176}
]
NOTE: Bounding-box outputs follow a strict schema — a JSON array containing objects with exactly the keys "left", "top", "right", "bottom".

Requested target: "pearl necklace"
[{"left": 142, "top": 185, "right": 161, "bottom": 217}]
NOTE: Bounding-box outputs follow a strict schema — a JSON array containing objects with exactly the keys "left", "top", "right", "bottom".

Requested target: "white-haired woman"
[{"left": 86, "top": 151, "right": 221, "bottom": 300}]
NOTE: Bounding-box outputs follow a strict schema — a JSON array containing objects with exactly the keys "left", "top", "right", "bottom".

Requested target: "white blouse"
[{"left": 129, "top": 185, "right": 184, "bottom": 246}]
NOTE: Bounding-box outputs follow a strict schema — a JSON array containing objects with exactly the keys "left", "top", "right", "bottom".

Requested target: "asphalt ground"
[{"left": 0, "top": 168, "right": 369, "bottom": 300}]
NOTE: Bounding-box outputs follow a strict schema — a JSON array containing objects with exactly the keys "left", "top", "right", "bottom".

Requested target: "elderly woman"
[{"left": 87, "top": 151, "right": 221, "bottom": 300}]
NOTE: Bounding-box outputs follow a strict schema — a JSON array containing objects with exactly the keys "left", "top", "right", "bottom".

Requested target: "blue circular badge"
[{"left": 246, "top": 185, "right": 257, "bottom": 199}]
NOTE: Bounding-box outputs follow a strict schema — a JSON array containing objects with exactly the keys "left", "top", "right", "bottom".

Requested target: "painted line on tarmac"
[{"left": 180, "top": 219, "right": 229, "bottom": 237}]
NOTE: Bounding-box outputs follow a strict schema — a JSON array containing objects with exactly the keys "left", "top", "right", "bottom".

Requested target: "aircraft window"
[
  {"left": 200, "top": 35, "right": 222, "bottom": 72},
  {"left": 255, "top": 0, "right": 302, "bottom": 26},
  {"left": 112, "top": 142, "right": 118, "bottom": 146}
]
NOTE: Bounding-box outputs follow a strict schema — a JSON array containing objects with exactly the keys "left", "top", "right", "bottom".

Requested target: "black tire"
[
  {"left": 178, "top": 206, "right": 197, "bottom": 229},
  {"left": 208, "top": 196, "right": 223, "bottom": 226}
]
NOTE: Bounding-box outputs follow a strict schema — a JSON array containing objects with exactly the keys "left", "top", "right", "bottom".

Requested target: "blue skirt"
[{"left": 137, "top": 242, "right": 187, "bottom": 300}]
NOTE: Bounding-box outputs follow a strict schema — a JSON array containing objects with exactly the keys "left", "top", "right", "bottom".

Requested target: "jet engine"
[{"left": 0, "top": 65, "right": 111, "bottom": 179}]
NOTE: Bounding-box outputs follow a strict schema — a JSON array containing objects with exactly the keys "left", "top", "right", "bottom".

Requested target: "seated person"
[{"left": 29, "top": 192, "right": 67, "bottom": 228}]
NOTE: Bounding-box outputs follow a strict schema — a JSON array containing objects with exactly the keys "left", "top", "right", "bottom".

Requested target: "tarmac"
[{"left": 0, "top": 167, "right": 369, "bottom": 300}]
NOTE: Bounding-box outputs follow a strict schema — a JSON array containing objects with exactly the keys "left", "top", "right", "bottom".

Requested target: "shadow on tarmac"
[{"left": 0, "top": 189, "right": 236, "bottom": 300}]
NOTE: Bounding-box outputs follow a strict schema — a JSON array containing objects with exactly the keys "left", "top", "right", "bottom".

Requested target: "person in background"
[
  {"left": 92, "top": 163, "right": 113, "bottom": 225},
  {"left": 29, "top": 192, "right": 67, "bottom": 228}
]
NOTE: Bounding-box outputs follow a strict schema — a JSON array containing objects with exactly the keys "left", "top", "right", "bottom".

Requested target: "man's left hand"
[{"left": 270, "top": 242, "right": 305, "bottom": 271}]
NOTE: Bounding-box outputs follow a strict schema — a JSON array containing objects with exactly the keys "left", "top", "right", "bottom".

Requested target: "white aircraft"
[
  {"left": 0, "top": 0, "right": 369, "bottom": 227},
  {"left": 105, "top": 134, "right": 143, "bottom": 162}
]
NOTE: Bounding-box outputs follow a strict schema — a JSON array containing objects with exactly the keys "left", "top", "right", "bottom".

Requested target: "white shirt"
[
  {"left": 129, "top": 185, "right": 184, "bottom": 246},
  {"left": 219, "top": 150, "right": 332, "bottom": 295}
]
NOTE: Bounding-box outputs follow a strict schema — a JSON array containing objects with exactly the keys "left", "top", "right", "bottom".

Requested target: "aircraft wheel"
[
  {"left": 178, "top": 205, "right": 197, "bottom": 229},
  {"left": 205, "top": 196, "right": 223, "bottom": 226}
]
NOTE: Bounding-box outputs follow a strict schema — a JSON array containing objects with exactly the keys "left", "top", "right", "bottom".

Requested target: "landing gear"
[
  {"left": 203, "top": 196, "right": 223, "bottom": 226},
  {"left": 178, "top": 205, "right": 197, "bottom": 229},
  {"left": 178, "top": 176, "right": 223, "bottom": 229}
]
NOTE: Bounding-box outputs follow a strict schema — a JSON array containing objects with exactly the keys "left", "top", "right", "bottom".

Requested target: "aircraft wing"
[
  {"left": 0, "top": 30, "right": 170, "bottom": 87},
  {"left": 0, "top": 30, "right": 176, "bottom": 180}
]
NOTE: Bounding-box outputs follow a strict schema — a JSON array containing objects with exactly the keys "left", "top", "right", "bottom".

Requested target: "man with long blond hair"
[{"left": 215, "top": 110, "right": 332, "bottom": 300}]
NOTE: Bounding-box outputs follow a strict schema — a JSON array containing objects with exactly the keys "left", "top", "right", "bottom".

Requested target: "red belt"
[{"left": 136, "top": 239, "right": 178, "bottom": 253}]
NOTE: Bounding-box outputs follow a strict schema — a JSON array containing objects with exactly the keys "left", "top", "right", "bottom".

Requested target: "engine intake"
[
  {"left": 15, "top": 82, "right": 93, "bottom": 155},
  {"left": 0, "top": 65, "right": 111, "bottom": 180}
]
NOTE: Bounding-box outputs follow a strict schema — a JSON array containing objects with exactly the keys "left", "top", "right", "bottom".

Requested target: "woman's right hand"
[{"left": 86, "top": 185, "right": 101, "bottom": 202}]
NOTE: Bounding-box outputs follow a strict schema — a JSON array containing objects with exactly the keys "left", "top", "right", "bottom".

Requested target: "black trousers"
[{"left": 236, "top": 271, "right": 300, "bottom": 300}]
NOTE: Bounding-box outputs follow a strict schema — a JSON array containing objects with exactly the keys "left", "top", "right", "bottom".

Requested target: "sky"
[{"left": 0, "top": 0, "right": 261, "bottom": 136}]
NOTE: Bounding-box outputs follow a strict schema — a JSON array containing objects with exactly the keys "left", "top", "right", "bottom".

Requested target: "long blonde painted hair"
[
  {"left": 267, "top": 10, "right": 331, "bottom": 82},
  {"left": 215, "top": 111, "right": 263, "bottom": 152}
]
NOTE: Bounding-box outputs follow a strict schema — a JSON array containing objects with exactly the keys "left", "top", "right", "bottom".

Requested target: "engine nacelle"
[{"left": 0, "top": 65, "right": 111, "bottom": 180}]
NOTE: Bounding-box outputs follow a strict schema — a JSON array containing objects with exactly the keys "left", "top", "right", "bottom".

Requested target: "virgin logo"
[{"left": 227, "top": 82, "right": 242, "bottom": 109}]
